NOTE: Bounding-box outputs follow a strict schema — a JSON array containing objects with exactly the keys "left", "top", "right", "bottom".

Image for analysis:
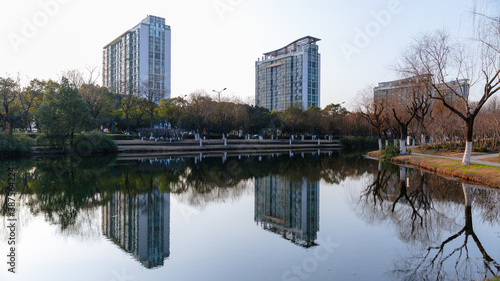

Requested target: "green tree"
[
  {"left": 247, "top": 106, "right": 271, "bottom": 134},
  {"left": 19, "top": 79, "right": 44, "bottom": 131},
  {"left": 139, "top": 81, "right": 165, "bottom": 128},
  {"left": 36, "top": 78, "right": 92, "bottom": 149},
  {"left": 79, "top": 83, "right": 115, "bottom": 124},
  {"left": 280, "top": 106, "right": 304, "bottom": 136},
  {"left": 321, "top": 103, "right": 349, "bottom": 137},
  {"left": 158, "top": 97, "right": 187, "bottom": 129},
  {"left": 305, "top": 105, "right": 322, "bottom": 135},
  {"left": 0, "top": 76, "right": 21, "bottom": 134},
  {"left": 130, "top": 99, "right": 149, "bottom": 129},
  {"left": 115, "top": 93, "right": 139, "bottom": 133}
]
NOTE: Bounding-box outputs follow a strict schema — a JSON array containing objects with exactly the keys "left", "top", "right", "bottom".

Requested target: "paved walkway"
[{"left": 411, "top": 152, "right": 500, "bottom": 167}]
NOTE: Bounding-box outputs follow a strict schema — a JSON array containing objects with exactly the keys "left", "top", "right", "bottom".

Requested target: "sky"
[{"left": 0, "top": 0, "right": 487, "bottom": 110}]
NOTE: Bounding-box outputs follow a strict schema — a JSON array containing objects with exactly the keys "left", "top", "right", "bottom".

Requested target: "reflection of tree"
[
  {"left": 170, "top": 151, "right": 376, "bottom": 208},
  {"left": 1, "top": 151, "right": 377, "bottom": 231},
  {"left": 355, "top": 162, "right": 500, "bottom": 280},
  {"left": 394, "top": 183, "right": 499, "bottom": 281},
  {"left": 355, "top": 164, "right": 460, "bottom": 245}
]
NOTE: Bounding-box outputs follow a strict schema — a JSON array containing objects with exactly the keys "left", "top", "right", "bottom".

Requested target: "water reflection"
[
  {"left": 0, "top": 151, "right": 497, "bottom": 280},
  {"left": 254, "top": 176, "right": 319, "bottom": 247},
  {"left": 355, "top": 162, "right": 500, "bottom": 280},
  {"left": 102, "top": 191, "right": 170, "bottom": 269}
]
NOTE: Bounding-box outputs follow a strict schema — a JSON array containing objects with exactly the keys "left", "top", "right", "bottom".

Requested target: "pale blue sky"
[{"left": 0, "top": 0, "right": 485, "bottom": 109}]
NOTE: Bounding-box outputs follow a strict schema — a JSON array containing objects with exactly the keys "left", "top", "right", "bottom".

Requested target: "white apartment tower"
[
  {"left": 103, "top": 15, "right": 171, "bottom": 98},
  {"left": 255, "top": 36, "right": 321, "bottom": 111}
]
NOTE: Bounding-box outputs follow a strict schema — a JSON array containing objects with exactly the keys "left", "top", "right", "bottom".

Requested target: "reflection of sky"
[{"left": 0, "top": 164, "right": 499, "bottom": 281}]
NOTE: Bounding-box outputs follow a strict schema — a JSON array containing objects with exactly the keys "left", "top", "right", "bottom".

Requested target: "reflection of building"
[
  {"left": 255, "top": 36, "right": 321, "bottom": 111},
  {"left": 103, "top": 15, "right": 171, "bottom": 97},
  {"left": 254, "top": 176, "right": 319, "bottom": 247},
  {"left": 102, "top": 190, "right": 170, "bottom": 269}
]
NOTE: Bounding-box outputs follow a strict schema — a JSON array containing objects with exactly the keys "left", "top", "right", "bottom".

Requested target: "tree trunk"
[
  {"left": 462, "top": 183, "right": 473, "bottom": 233},
  {"left": 462, "top": 119, "right": 474, "bottom": 165},
  {"left": 126, "top": 113, "right": 130, "bottom": 133},
  {"left": 378, "top": 138, "right": 382, "bottom": 150},
  {"left": 400, "top": 124, "right": 408, "bottom": 155}
]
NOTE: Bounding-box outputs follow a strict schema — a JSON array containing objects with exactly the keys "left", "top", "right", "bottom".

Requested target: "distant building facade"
[
  {"left": 374, "top": 75, "right": 469, "bottom": 105},
  {"left": 254, "top": 175, "right": 319, "bottom": 248},
  {"left": 255, "top": 36, "right": 321, "bottom": 111},
  {"left": 102, "top": 190, "right": 170, "bottom": 269},
  {"left": 103, "top": 15, "right": 171, "bottom": 98}
]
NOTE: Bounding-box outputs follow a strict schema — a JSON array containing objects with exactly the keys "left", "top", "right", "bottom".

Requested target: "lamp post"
[
  {"left": 212, "top": 88, "right": 227, "bottom": 103},
  {"left": 213, "top": 88, "right": 227, "bottom": 138}
]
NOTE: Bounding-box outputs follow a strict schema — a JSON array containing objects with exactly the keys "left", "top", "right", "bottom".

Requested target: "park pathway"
[{"left": 411, "top": 152, "right": 500, "bottom": 168}]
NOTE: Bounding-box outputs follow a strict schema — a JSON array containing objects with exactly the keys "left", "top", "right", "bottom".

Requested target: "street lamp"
[{"left": 212, "top": 88, "right": 227, "bottom": 103}]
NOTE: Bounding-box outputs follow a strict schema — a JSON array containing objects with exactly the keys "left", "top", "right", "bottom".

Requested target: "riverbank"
[
  {"left": 28, "top": 139, "right": 346, "bottom": 157},
  {"left": 368, "top": 150, "right": 500, "bottom": 189}
]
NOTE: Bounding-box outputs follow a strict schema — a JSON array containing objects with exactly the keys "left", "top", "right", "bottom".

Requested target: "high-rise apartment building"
[
  {"left": 255, "top": 36, "right": 321, "bottom": 111},
  {"left": 103, "top": 15, "right": 171, "bottom": 98}
]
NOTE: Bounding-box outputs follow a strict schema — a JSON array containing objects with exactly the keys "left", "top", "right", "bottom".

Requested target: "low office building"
[{"left": 374, "top": 75, "right": 469, "bottom": 106}]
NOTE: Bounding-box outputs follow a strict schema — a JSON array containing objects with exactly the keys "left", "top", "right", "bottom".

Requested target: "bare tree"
[
  {"left": 357, "top": 86, "right": 387, "bottom": 150},
  {"left": 60, "top": 66, "right": 100, "bottom": 88},
  {"left": 386, "top": 78, "right": 430, "bottom": 154},
  {"left": 396, "top": 24, "right": 499, "bottom": 164}
]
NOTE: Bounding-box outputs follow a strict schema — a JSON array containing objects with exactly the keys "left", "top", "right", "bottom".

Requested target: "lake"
[{"left": 0, "top": 150, "right": 499, "bottom": 281}]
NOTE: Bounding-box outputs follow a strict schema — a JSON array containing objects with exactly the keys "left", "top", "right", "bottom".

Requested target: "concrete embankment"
[{"left": 115, "top": 139, "right": 343, "bottom": 154}]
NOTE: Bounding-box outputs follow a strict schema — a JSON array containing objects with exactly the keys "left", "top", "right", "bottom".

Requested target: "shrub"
[
  {"left": 35, "top": 134, "right": 48, "bottom": 146},
  {"left": 0, "top": 133, "right": 33, "bottom": 156},
  {"left": 107, "top": 134, "right": 137, "bottom": 140},
  {"left": 72, "top": 132, "right": 118, "bottom": 155},
  {"left": 380, "top": 144, "right": 400, "bottom": 159},
  {"left": 340, "top": 136, "right": 378, "bottom": 147}
]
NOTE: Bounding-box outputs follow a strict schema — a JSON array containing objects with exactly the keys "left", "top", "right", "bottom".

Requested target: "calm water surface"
[{"left": 0, "top": 151, "right": 499, "bottom": 281}]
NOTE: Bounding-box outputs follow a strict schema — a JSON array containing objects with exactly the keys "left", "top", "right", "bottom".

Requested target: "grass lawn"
[
  {"left": 481, "top": 156, "right": 500, "bottom": 163},
  {"left": 393, "top": 155, "right": 500, "bottom": 188},
  {"left": 410, "top": 146, "right": 496, "bottom": 157}
]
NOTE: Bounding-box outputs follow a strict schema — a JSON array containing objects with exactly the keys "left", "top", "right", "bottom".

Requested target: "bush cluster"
[
  {"left": 72, "top": 132, "right": 118, "bottom": 154},
  {"left": 0, "top": 133, "right": 33, "bottom": 156},
  {"left": 380, "top": 144, "right": 400, "bottom": 159},
  {"left": 339, "top": 136, "right": 378, "bottom": 147},
  {"left": 107, "top": 134, "right": 137, "bottom": 140}
]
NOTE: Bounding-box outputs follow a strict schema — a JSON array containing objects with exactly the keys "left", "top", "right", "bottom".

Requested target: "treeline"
[
  {"left": 0, "top": 72, "right": 375, "bottom": 139},
  {"left": 155, "top": 94, "right": 372, "bottom": 137}
]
